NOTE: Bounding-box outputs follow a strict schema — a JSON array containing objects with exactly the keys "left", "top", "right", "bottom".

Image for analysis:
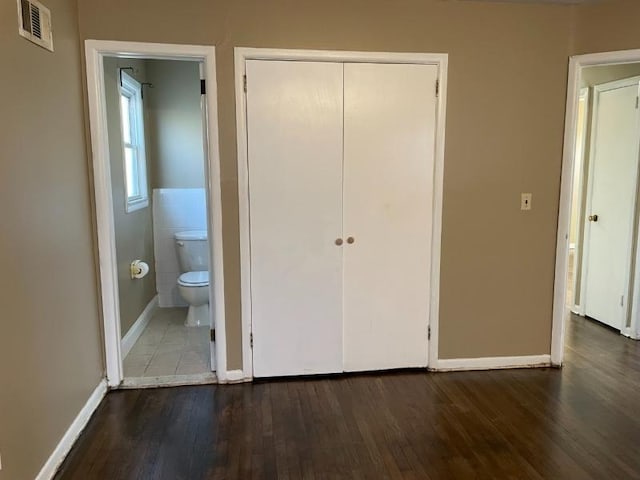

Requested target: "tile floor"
[{"left": 123, "top": 307, "right": 211, "bottom": 378}]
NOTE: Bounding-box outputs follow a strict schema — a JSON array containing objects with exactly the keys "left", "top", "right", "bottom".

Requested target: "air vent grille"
[
  {"left": 31, "top": 5, "right": 41, "bottom": 38},
  {"left": 17, "top": 0, "right": 53, "bottom": 52}
]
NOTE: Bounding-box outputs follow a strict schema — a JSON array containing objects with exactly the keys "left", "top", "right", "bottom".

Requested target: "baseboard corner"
[{"left": 35, "top": 378, "right": 107, "bottom": 480}]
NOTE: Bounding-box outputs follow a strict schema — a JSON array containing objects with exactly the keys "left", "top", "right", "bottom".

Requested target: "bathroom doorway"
[{"left": 85, "top": 41, "right": 226, "bottom": 388}]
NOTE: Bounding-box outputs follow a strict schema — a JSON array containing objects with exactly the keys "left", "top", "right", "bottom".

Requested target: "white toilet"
[{"left": 175, "top": 230, "right": 210, "bottom": 327}]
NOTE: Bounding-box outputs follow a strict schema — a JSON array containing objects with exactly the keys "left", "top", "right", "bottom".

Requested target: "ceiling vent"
[{"left": 17, "top": 0, "right": 53, "bottom": 52}]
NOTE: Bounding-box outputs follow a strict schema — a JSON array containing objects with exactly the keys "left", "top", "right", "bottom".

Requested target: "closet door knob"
[
  {"left": 346, "top": 236, "right": 355, "bottom": 244},
  {"left": 588, "top": 214, "right": 599, "bottom": 222},
  {"left": 335, "top": 238, "right": 344, "bottom": 246}
]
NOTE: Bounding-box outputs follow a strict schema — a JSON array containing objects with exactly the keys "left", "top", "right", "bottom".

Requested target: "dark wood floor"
[{"left": 56, "top": 314, "right": 640, "bottom": 479}]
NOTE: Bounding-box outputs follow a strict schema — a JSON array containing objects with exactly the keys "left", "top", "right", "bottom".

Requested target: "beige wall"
[
  {"left": 103, "top": 57, "right": 157, "bottom": 337},
  {"left": 0, "top": 0, "right": 104, "bottom": 478},
  {"left": 575, "top": 0, "right": 640, "bottom": 55},
  {"left": 146, "top": 59, "right": 205, "bottom": 189},
  {"left": 77, "top": 0, "right": 574, "bottom": 366}
]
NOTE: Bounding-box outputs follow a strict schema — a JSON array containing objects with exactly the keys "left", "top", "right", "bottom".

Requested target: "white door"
[
  {"left": 246, "top": 60, "right": 345, "bottom": 377},
  {"left": 583, "top": 80, "right": 640, "bottom": 330},
  {"left": 342, "top": 63, "right": 438, "bottom": 371}
]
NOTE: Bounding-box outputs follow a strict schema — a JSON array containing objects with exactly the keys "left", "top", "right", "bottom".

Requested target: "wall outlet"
[{"left": 521, "top": 193, "right": 532, "bottom": 211}]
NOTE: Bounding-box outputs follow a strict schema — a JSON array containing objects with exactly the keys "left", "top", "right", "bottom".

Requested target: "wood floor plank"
[{"left": 55, "top": 315, "right": 640, "bottom": 479}]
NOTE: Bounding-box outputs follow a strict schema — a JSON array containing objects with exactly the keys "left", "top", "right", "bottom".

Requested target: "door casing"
[{"left": 84, "top": 40, "right": 227, "bottom": 386}]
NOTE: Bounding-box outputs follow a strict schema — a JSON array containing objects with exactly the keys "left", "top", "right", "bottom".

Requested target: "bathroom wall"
[
  {"left": 146, "top": 59, "right": 205, "bottom": 189},
  {"left": 103, "top": 57, "right": 157, "bottom": 337},
  {"left": 0, "top": 0, "right": 105, "bottom": 478},
  {"left": 153, "top": 188, "right": 207, "bottom": 307}
]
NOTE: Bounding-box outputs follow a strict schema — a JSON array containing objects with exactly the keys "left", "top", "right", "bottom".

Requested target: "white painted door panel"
[
  {"left": 246, "top": 60, "right": 344, "bottom": 377},
  {"left": 342, "top": 63, "right": 437, "bottom": 371},
  {"left": 584, "top": 82, "right": 640, "bottom": 330}
]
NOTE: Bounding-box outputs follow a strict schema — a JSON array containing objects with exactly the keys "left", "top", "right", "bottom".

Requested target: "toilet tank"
[{"left": 175, "top": 230, "right": 209, "bottom": 272}]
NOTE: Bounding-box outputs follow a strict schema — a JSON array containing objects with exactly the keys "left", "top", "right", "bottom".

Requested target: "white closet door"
[
  {"left": 246, "top": 60, "right": 344, "bottom": 377},
  {"left": 343, "top": 63, "right": 438, "bottom": 372}
]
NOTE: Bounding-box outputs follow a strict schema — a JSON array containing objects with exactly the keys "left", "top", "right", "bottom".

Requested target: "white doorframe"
[
  {"left": 569, "top": 87, "right": 589, "bottom": 315},
  {"left": 553, "top": 49, "right": 640, "bottom": 366},
  {"left": 84, "top": 40, "right": 227, "bottom": 387},
  {"left": 234, "top": 47, "right": 448, "bottom": 379}
]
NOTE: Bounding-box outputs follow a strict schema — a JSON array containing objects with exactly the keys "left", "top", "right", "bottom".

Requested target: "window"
[{"left": 119, "top": 71, "right": 148, "bottom": 212}]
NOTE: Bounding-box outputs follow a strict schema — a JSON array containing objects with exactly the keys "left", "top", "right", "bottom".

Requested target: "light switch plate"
[{"left": 521, "top": 193, "right": 532, "bottom": 211}]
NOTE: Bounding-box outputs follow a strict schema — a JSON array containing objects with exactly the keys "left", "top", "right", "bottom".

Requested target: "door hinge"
[
  {"left": 243, "top": 74, "right": 247, "bottom": 93},
  {"left": 250, "top": 332, "right": 253, "bottom": 348},
  {"left": 635, "top": 96, "right": 639, "bottom": 109},
  {"left": 210, "top": 328, "right": 215, "bottom": 342},
  {"left": 201, "top": 79, "right": 206, "bottom": 95},
  {"left": 436, "top": 80, "right": 439, "bottom": 98},
  {"left": 428, "top": 326, "right": 431, "bottom": 340},
  {"left": 621, "top": 295, "right": 625, "bottom": 307}
]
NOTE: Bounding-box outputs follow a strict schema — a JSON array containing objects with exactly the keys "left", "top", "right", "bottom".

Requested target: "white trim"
[
  {"left": 85, "top": 42, "right": 123, "bottom": 387},
  {"left": 569, "top": 88, "right": 589, "bottom": 313},
  {"left": 553, "top": 49, "right": 640, "bottom": 366},
  {"left": 234, "top": 47, "right": 448, "bottom": 379},
  {"left": 222, "top": 369, "right": 252, "bottom": 384},
  {"left": 84, "top": 40, "right": 226, "bottom": 387},
  {"left": 432, "top": 355, "right": 551, "bottom": 372},
  {"left": 121, "top": 295, "right": 158, "bottom": 359},
  {"left": 622, "top": 327, "right": 640, "bottom": 340},
  {"left": 35, "top": 380, "right": 107, "bottom": 480}
]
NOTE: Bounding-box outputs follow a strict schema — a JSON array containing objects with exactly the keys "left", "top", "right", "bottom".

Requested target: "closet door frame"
[{"left": 234, "top": 47, "right": 449, "bottom": 380}]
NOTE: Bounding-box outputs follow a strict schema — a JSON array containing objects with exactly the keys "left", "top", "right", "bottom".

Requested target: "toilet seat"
[{"left": 178, "top": 271, "right": 209, "bottom": 287}]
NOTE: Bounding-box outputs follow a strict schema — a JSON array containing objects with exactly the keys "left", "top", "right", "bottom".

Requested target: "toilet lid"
[{"left": 178, "top": 271, "right": 209, "bottom": 286}]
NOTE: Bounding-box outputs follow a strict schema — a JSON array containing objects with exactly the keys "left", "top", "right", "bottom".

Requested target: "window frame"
[{"left": 119, "top": 71, "right": 149, "bottom": 213}]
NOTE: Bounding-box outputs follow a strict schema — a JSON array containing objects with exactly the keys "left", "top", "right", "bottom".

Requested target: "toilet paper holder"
[{"left": 130, "top": 260, "right": 150, "bottom": 279}]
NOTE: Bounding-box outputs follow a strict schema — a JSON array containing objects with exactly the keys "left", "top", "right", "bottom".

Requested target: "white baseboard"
[
  {"left": 121, "top": 295, "right": 158, "bottom": 359},
  {"left": 432, "top": 354, "right": 551, "bottom": 372},
  {"left": 622, "top": 327, "right": 640, "bottom": 340},
  {"left": 35, "top": 379, "right": 107, "bottom": 480}
]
